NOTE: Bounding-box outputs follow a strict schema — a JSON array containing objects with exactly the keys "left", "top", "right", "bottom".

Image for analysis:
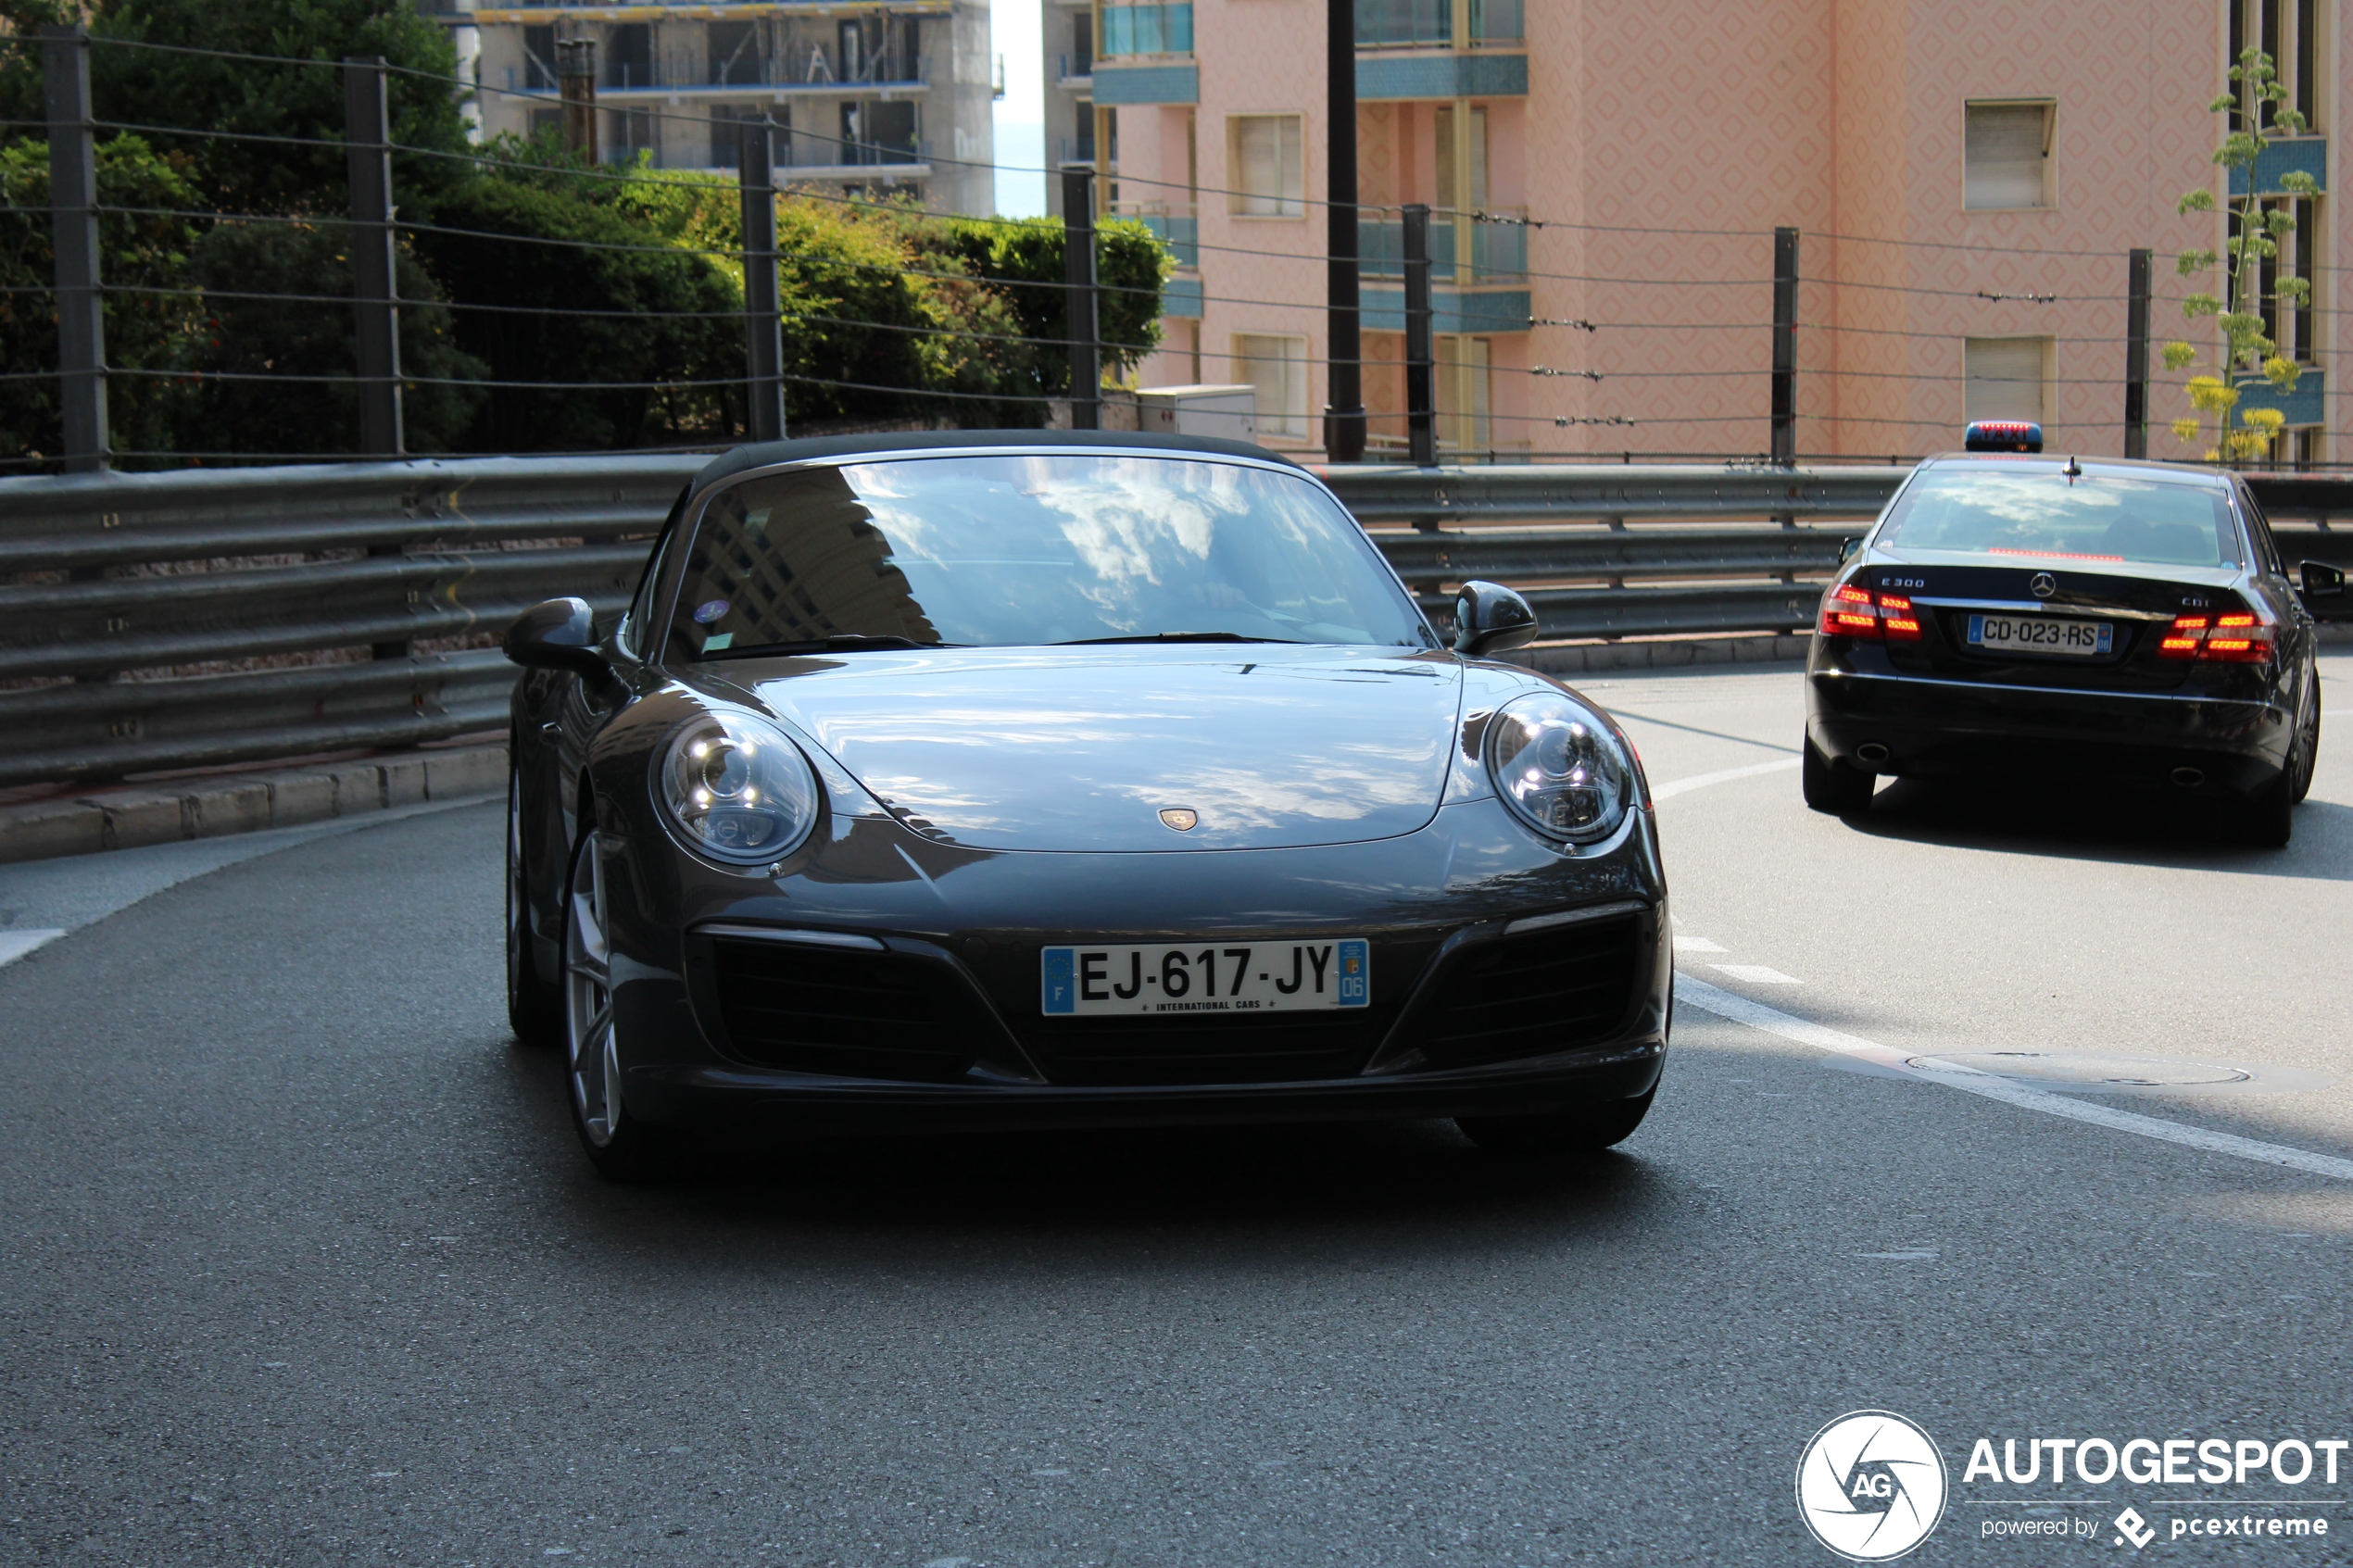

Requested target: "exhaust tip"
[
  {"left": 1856, "top": 743, "right": 1892, "bottom": 766},
  {"left": 2171, "top": 766, "right": 2204, "bottom": 788}
]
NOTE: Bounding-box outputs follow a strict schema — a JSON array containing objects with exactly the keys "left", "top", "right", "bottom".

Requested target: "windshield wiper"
[
  {"left": 1052, "top": 632, "right": 1301, "bottom": 646},
  {"left": 704, "top": 634, "right": 950, "bottom": 659}
]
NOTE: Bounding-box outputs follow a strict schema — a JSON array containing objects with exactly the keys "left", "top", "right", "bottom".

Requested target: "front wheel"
[
  {"left": 506, "top": 767, "right": 560, "bottom": 1049},
  {"left": 561, "top": 826, "right": 676, "bottom": 1181},
  {"left": 1457, "top": 1089, "right": 1655, "bottom": 1159},
  {"left": 1801, "top": 735, "right": 1876, "bottom": 816}
]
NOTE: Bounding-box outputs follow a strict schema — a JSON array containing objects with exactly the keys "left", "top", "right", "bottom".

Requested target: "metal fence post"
[
  {"left": 2123, "top": 247, "right": 2152, "bottom": 459},
  {"left": 1062, "top": 167, "right": 1099, "bottom": 431},
  {"left": 1403, "top": 204, "right": 1437, "bottom": 470},
  {"left": 1771, "top": 226, "right": 1798, "bottom": 467},
  {"left": 1324, "top": 0, "right": 1365, "bottom": 462},
  {"left": 558, "top": 38, "right": 598, "bottom": 162},
  {"left": 41, "top": 25, "right": 107, "bottom": 473},
  {"left": 739, "top": 122, "right": 786, "bottom": 444},
  {"left": 344, "top": 56, "right": 404, "bottom": 463}
]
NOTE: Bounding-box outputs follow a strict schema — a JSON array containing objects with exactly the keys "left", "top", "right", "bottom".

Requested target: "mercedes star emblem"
[{"left": 2030, "top": 572, "right": 2057, "bottom": 598}]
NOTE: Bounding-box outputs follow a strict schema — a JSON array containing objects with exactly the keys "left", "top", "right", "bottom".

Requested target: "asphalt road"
[{"left": 4, "top": 655, "right": 2349, "bottom": 1567}]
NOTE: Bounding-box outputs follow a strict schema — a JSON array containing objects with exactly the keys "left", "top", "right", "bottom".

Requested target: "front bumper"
[
  {"left": 1806, "top": 660, "right": 2292, "bottom": 793},
  {"left": 601, "top": 794, "right": 1672, "bottom": 1134}
]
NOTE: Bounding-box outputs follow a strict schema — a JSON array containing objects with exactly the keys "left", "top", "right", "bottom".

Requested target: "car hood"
[{"left": 739, "top": 646, "right": 1463, "bottom": 851}]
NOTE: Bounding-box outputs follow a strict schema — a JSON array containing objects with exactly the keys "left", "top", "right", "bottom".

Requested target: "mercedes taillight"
[{"left": 1818, "top": 584, "right": 1923, "bottom": 642}]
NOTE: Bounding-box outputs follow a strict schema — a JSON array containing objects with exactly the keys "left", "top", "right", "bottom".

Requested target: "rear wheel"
[
  {"left": 2289, "top": 679, "right": 2322, "bottom": 805},
  {"left": 1457, "top": 1089, "right": 1655, "bottom": 1158},
  {"left": 561, "top": 827, "right": 676, "bottom": 1181},
  {"left": 505, "top": 767, "right": 560, "bottom": 1048},
  {"left": 2232, "top": 766, "right": 2296, "bottom": 848},
  {"left": 1802, "top": 735, "right": 1876, "bottom": 816}
]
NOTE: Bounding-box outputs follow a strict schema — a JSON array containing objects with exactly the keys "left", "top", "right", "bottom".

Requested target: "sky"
[{"left": 990, "top": 0, "right": 1045, "bottom": 216}]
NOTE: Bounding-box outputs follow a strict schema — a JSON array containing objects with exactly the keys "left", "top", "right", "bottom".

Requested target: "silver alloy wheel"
[{"left": 562, "top": 829, "right": 623, "bottom": 1147}]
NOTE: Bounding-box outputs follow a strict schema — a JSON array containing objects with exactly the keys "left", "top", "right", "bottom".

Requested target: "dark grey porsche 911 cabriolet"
[{"left": 503, "top": 431, "right": 1670, "bottom": 1177}]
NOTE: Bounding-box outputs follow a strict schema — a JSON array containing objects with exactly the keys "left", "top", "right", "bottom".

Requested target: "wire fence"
[{"left": 1, "top": 26, "right": 2344, "bottom": 474}]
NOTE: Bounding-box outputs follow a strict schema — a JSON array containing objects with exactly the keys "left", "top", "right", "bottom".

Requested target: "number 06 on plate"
[{"left": 1041, "top": 941, "right": 1371, "bottom": 1015}]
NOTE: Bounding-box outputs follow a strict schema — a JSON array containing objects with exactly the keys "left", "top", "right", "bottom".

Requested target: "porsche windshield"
[
  {"left": 666, "top": 453, "right": 1437, "bottom": 658},
  {"left": 1877, "top": 469, "right": 2242, "bottom": 568}
]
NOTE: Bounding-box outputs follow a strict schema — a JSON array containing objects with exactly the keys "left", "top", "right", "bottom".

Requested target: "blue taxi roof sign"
[{"left": 1964, "top": 419, "right": 2043, "bottom": 453}]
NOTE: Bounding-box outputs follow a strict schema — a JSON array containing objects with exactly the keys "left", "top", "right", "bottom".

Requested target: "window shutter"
[
  {"left": 1965, "top": 105, "right": 2047, "bottom": 209},
  {"left": 1965, "top": 337, "right": 2046, "bottom": 422}
]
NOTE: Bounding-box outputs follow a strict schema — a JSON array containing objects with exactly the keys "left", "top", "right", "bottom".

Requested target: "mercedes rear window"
[
  {"left": 1877, "top": 470, "right": 2242, "bottom": 568},
  {"left": 667, "top": 453, "right": 1437, "bottom": 659}
]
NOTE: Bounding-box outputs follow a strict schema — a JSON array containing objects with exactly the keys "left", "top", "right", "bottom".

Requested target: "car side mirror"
[
  {"left": 504, "top": 596, "right": 615, "bottom": 686},
  {"left": 2298, "top": 559, "right": 2347, "bottom": 617},
  {"left": 1838, "top": 534, "right": 1862, "bottom": 564},
  {"left": 1452, "top": 580, "right": 1540, "bottom": 659}
]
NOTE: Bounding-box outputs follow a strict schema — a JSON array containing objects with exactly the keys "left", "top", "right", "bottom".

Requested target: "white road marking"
[
  {"left": 0, "top": 928, "right": 64, "bottom": 969},
  {"left": 1676, "top": 973, "right": 2353, "bottom": 1184},
  {"left": 1652, "top": 757, "right": 1801, "bottom": 801},
  {"left": 1713, "top": 963, "right": 1801, "bottom": 985},
  {"left": 1672, "top": 935, "right": 1727, "bottom": 953}
]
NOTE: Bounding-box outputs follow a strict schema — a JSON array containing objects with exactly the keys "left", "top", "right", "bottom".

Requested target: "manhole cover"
[{"left": 1906, "top": 1051, "right": 2250, "bottom": 1088}]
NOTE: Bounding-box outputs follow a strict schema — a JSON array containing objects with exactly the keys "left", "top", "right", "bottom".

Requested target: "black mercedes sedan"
[
  {"left": 502, "top": 432, "right": 1670, "bottom": 1178},
  {"left": 1805, "top": 453, "right": 2339, "bottom": 845}
]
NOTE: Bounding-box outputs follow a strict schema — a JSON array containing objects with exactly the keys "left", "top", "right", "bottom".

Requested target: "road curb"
[{"left": 0, "top": 744, "right": 508, "bottom": 867}]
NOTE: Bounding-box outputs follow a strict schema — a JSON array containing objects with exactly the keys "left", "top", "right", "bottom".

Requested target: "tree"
[
  {"left": 0, "top": 0, "right": 474, "bottom": 221},
  {"left": 0, "top": 133, "right": 201, "bottom": 463},
  {"left": 2164, "top": 46, "right": 2319, "bottom": 464}
]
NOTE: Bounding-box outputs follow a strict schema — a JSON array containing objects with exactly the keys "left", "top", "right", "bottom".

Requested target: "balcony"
[
  {"left": 1355, "top": 0, "right": 1524, "bottom": 47},
  {"left": 1358, "top": 212, "right": 1526, "bottom": 282},
  {"left": 1114, "top": 202, "right": 1198, "bottom": 269},
  {"left": 2229, "top": 135, "right": 2327, "bottom": 196},
  {"left": 1055, "top": 53, "right": 1093, "bottom": 88},
  {"left": 1100, "top": 3, "right": 1193, "bottom": 56}
]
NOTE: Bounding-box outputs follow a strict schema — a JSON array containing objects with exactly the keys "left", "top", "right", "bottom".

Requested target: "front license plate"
[
  {"left": 1967, "top": 612, "right": 2112, "bottom": 658},
  {"left": 1041, "top": 940, "right": 1370, "bottom": 1016}
]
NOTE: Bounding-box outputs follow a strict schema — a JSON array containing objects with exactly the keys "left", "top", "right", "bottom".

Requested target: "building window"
[
  {"left": 604, "top": 22, "right": 654, "bottom": 90},
  {"left": 522, "top": 24, "right": 557, "bottom": 91},
  {"left": 1437, "top": 336, "right": 1491, "bottom": 455},
  {"left": 1229, "top": 115, "right": 1304, "bottom": 217},
  {"left": 1434, "top": 106, "right": 1489, "bottom": 213},
  {"left": 1234, "top": 333, "right": 1308, "bottom": 438},
  {"left": 711, "top": 105, "right": 781, "bottom": 169},
  {"left": 1963, "top": 101, "right": 2052, "bottom": 210},
  {"left": 607, "top": 107, "right": 657, "bottom": 164},
  {"left": 709, "top": 20, "right": 763, "bottom": 88},
  {"left": 1964, "top": 337, "right": 2049, "bottom": 424}
]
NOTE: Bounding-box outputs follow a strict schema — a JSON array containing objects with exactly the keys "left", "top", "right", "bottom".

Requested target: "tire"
[
  {"left": 505, "top": 767, "right": 561, "bottom": 1049},
  {"left": 1457, "top": 1089, "right": 1655, "bottom": 1158},
  {"left": 1801, "top": 734, "right": 1876, "bottom": 817},
  {"left": 560, "top": 825, "right": 678, "bottom": 1181},
  {"left": 2289, "top": 678, "right": 2321, "bottom": 806}
]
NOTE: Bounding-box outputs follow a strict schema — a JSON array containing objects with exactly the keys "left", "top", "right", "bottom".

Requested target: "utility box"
[{"left": 1136, "top": 384, "right": 1257, "bottom": 444}]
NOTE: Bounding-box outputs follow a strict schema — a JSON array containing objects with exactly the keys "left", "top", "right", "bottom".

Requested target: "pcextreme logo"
[{"left": 1795, "top": 1411, "right": 1950, "bottom": 1562}]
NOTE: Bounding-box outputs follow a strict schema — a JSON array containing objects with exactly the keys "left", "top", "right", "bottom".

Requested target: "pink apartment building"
[{"left": 1085, "top": 0, "right": 2336, "bottom": 463}]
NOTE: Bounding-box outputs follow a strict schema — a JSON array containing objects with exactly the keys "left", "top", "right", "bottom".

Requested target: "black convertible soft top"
[{"left": 689, "top": 428, "right": 1308, "bottom": 494}]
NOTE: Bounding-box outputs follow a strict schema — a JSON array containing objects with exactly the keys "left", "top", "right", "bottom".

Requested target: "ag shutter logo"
[{"left": 1796, "top": 1411, "right": 1949, "bottom": 1562}]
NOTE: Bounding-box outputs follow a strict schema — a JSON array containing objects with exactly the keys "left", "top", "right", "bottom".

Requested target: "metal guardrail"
[{"left": 3, "top": 457, "right": 2350, "bottom": 789}]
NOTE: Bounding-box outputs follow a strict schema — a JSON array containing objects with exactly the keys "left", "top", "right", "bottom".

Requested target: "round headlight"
[
  {"left": 656, "top": 710, "right": 821, "bottom": 867},
  {"left": 1485, "top": 691, "right": 1635, "bottom": 844}
]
